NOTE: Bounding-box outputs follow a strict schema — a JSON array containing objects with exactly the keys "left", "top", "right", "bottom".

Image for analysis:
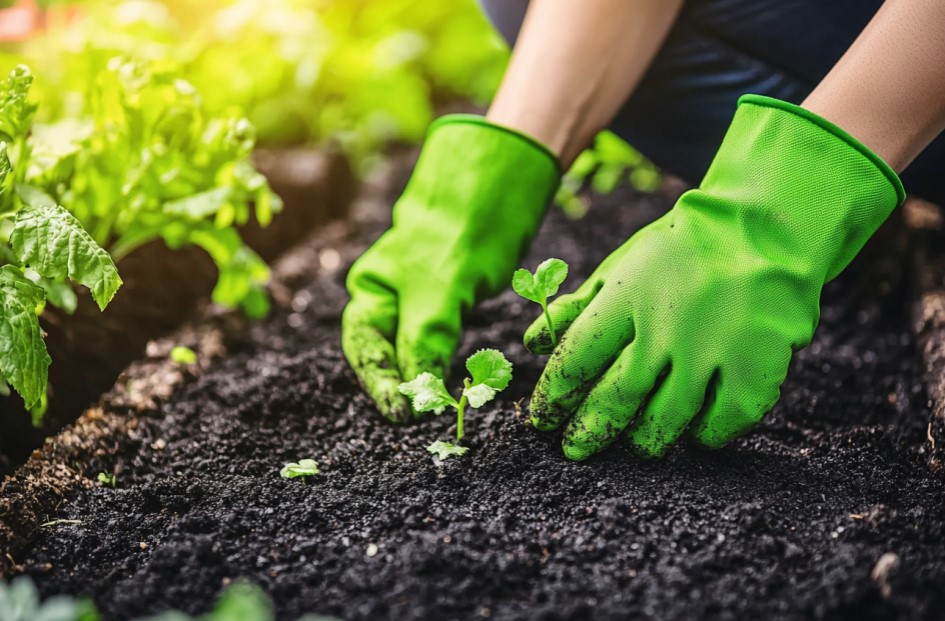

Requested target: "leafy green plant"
[
  {"left": 512, "top": 258, "right": 569, "bottom": 347},
  {"left": 2, "top": 0, "right": 508, "bottom": 174},
  {"left": 280, "top": 458, "right": 320, "bottom": 480},
  {"left": 0, "top": 576, "right": 98, "bottom": 621},
  {"left": 556, "top": 131, "right": 661, "bottom": 218},
  {"left": 399, "top": 349, "right": 512, "bottom": 459},
  {"left": 0, "top": 66, "right": 121, "bottom": 410},
  {"left": 97, "top": 472, "right": 116, "bottom": 487},
  {"left": 170, "top": 346, "right": 198, "bottom": 365},
  {"left": 27, "top": 57, "right": 281, "bottom": 318}
]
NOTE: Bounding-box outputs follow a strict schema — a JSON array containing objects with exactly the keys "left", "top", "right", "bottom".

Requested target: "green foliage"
[
  {"left": 0, "top": 578, "right": 339, "bottom": 621},
  {"left": 2, "top": 0, "right": 508, "bottom": 173},
  {"left": 556, "top": 132, "right": 661, "bottom": 218},
  {"left": 170, "top": 346, "right": 198, "bottom": 365},
  {"left": 96, "top": 472, "right": 116, "bottom": 487},
  {"left": 280, "top": 458, "right": 320, "bottom": 480},
  {"left": 399, "top": 349, "right": 512, "bottom": 446},
  {"left": 0, "top": 67, "right": 120, "bottom": 410},
  {"left": 0, "top": 58, "right": 278, "bottom": 414},
  {"left": 513, "top": 259, "right": 569, "bottom": 347},
  {"left": 0, "top": 576, "right": 98, "bottom": 621},
  {"left": 426, "top": 440, "right": 468, "bottom": 461},
  {"left": 11, "top": 202, "right": 122, "bottom": 310}
]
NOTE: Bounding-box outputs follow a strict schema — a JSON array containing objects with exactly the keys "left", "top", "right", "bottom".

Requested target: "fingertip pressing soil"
[{"left": 18, "top": 182, "right": 945, "bottom": 621}]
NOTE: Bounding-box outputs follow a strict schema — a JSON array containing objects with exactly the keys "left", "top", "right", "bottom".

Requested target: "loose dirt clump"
[{"left": 18, "top": 183, "right": 945, "bottom": 621}]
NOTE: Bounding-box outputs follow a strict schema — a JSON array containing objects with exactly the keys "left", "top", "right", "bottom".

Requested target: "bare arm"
[
  {"left": 803, "top": 0, "right": 945, "bottom": 173},
  {"left": 486, "top": 0, "right": 683, "bottom": 168}
]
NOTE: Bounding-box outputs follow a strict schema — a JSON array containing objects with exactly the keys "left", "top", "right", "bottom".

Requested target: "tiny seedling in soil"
[
  {"left": 97, "top": 472, "right": 116, "bottom": 487},
  {"left": 170, "top": 345, "right": 198, "bottom": 365},
  {"left": 399, "top": 349, "right": 512, "bottom": 460},
  {"left": 280, "top": 459, "right": 320, "bottom": 481},
  {"left": 512, "top": 258, "right": 569, "bottom": 347}
]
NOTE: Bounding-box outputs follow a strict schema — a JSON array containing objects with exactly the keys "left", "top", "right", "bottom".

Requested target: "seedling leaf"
[
  {"left": 462, "top": 383, "right": 498, "bottom": 409},
  {"left": 11, "top": 203, "right": 122, "bottom": 310},
  {"left": 511, "top": 268, "right": 542, "bottom": 304},
  {"left": 398, "top": 371, "right": 456, "bottom": 414},
  {"left": 427, "top": 440, "right": 468, "bottom": 461},
  {"left": 280, "top": 459, "right": 320, "bottom": 479},
  {"left": 465, "top": 348, "right": 512, "bottom": 392},
  {"left": 534, "top": 258, "right": 568, "bottom": 299},
  {"left": 170, "top": 346, "right": 198, "bottom": 365},
  {"left": 0, "top": 265, "right": 51, "bottom": 409}
]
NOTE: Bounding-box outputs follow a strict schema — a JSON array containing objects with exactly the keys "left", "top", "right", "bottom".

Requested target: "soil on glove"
[{"left": 19, "top": 181, "right": 945, "bottom": 621}]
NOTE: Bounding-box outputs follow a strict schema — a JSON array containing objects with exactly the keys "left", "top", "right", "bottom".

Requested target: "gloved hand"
[
  {"left": 343, "top": 115, "right": 559, "bottom": 422},
  {"left": 526, "top": 95, "right": 904, "bottom": 460}
]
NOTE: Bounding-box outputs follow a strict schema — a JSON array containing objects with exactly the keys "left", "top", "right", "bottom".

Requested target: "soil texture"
[{"left": 18, "top": 182, "right": 945, "bottom": 621}]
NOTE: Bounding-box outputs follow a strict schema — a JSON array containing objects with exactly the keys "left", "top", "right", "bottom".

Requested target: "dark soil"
[{"left": 19, "top": 182, "right": 945, "bottom": 621}]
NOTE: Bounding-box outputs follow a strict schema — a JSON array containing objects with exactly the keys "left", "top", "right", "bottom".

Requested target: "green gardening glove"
[
  {"left": 343, "top": 115, "right": 559, "bottom": 422},
  {"left": 526, "top": 95, "right": 905, "bottom": 460}
]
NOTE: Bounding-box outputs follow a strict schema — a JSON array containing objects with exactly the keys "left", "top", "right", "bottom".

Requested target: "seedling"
[
  {"left": 399, "top": 349, "right": 512, "bottom": 460},
  {"left": 512, "top": 258, "right": 569, "bottom": 347},
  {"left": 97, "top": 472, "right": 116, "bottom": 487},
  {"left": 280, "top": 459, "right": 320, "bottom": 481},
  {"left": 170, "top": 345, "right": 198, "bottom": 365}
]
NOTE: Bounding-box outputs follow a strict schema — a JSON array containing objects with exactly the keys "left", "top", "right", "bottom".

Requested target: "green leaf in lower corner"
[
  {"left": 11, "top": 203, "right": 122, "bottom": 310},
  {"left": 0, "top": 265, "right": 50, "bottom": 409},
  {"left": 426, "top": 440, "right": 468, "bottom": 461}
]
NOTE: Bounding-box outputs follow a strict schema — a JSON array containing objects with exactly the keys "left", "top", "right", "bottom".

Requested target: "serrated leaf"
[
  {"left": 398, "top": 372, "right": 456, "bottom": 414},
  {"left": 534, "top": 258, "right": 568, "bottom": 299},
  {"left": 280, "top": 458, "right": 320, "bottom": 479},
  {"left": 0, "top": 65, "right": 37, "bottom": 143},
  {"left": 465, "top": 349, "right": 512, "bottom": 392},
  {"left": 426, "top": 440, "right": 468, "bottom": 461},
  {"left": 462, "top": 383, "right": 498, "bottom": 409},
  {"left": 0, "top": 265, "right": 50, "bottom": 409},
  {"left": 511, "top": 268, "right": 542, "bottom": 304},
  {"left": 11, "top": 203, "right": 122, "bottom": 310}
]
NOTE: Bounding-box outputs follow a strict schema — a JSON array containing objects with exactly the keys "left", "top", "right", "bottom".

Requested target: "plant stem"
[
  {"left": 457, "top": 379, "right": 470, "bottom": 442},
  {"left": 542, "top": 302, "right": 558, "bottom": 347}
]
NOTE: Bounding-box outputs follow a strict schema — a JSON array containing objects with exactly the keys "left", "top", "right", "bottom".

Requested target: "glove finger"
[
  {"left": 341, "top": 287, "right": 412, "bottom": 423},
  {"left": 624, "top": 363, "right": 713, "bottom": 459},
  {"left": 396, "top": 290, "right": 462, "bottom": 395},
  {"left": 689, "top": 354, "right": 789, "bottom": 448},
  {"left": 528, "top": 288, "right": 635, "bottom": 432},
  {"left": 561, "top": 343, "right": 663, "bottom": 461}
]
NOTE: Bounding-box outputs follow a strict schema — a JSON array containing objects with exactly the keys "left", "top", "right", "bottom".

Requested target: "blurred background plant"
[{"left": 0, "top": 0, "right": 657, "bottom": 192}]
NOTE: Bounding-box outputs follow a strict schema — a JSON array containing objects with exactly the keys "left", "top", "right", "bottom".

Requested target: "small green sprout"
[
  {"left": 170, "top": 345, "right": 198, "bottom": 365},
  {"left": 512, "top": 258, "right": 569, "bottom": 347},
  {"left": 97, "top": 472, "right": 116, "bottom": 487},
  {"left": 280, "top": 459, "right": 320, "bottom": 481},
  {"left": 427, "top": 440, "right": 468, "bottom": 460},
  {"left": 399, "top": 349, "right": 512, "bottom": 459}
]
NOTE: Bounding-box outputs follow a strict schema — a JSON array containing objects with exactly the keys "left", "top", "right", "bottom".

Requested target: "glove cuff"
[
  {"left": 693, "top": 95, "right": 905, "bottom": 282},
  {"left": 430, "top": 114, "right": 562, "bottom": 174},
  {"left": 737, "top": 95, "right": 905, "bottom": 204}
]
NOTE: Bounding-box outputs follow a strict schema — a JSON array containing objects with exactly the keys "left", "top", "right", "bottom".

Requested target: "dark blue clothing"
[{"left": 479, "top": 0, "right": 945, "bottom": 205}]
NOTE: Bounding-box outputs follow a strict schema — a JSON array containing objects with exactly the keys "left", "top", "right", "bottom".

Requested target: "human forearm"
[
  {"left": 802, "top": 0, "right": 945, "bottom": 173},
  {"left": 486, "top": 0, "right": 682, "bottom": 167}
]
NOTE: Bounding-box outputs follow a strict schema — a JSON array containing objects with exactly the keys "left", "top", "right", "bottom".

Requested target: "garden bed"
[
  {"left": 4, "top": 170, "right": 945, "bottom": 620},
  {"left": 0, "top": 148, "right": 355, "bottom": 475}
]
